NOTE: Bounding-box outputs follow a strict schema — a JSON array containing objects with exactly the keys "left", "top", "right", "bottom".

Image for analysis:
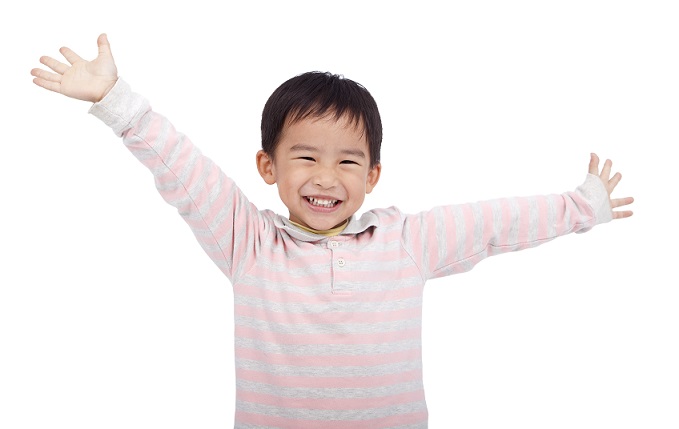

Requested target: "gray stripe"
[
  {"left": 452, "top": 205, "right": 465, "bottom": 263},
  {"left": 236, "top": 422, "right": 427, "bottom": 429},
  {"left": 236, "top": 399, "right": 427, "bottom": 421},
  {"left": 257, "top": 255, "right": 416, "bottom": 276},
  {"left": 471, "top": 203, "right": 484, "bottom": 254},
  {"left": 237, "top": 379, "right": 424, "bottom": 399},
  {"left": 235, "top": 295, "right": 423, "bottom": 314},
  {"left": 527, "top": 196, "right": 538, "bottom": 242},
  {"left": 237, "top": 275, "right": 423, "bottom": 297},
  {"left": 235, "top": 316, "right": 421, "bottom": 335},
  {"left": 546, "top": 195, "right": 557, "bottom": 238},
  {"left": 507, "top": 198, "right": 520, "bottom": 244},
  {"left": 490, "top": 199, "right": 503, "bottom": 247},
  {"left": 235, "top": 337, "right": 422, "bottom": 356},
  {"left": 235, "top": 358, "right": 422, "bottom": 377},
  {"left": 433, "top": 206, "right": 447, "bottom": 271}
]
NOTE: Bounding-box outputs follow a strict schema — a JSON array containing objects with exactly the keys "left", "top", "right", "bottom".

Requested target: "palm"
[{"left": 31, "top": 33, "right": 118, "bottom": 103}]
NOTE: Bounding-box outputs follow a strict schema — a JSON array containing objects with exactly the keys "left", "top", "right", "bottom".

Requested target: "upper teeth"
[{"left": 308, "top": 197, "right": 338, "bottom": 207}]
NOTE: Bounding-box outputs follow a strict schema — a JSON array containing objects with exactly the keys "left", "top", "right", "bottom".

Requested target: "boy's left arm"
[{"left": 402, "top": 153, "right": 633, "bottom": 280}]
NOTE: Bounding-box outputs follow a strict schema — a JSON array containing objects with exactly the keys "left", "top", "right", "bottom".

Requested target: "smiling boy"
[
  {"left": 31, "top": 34, "right": 633, "bottom": 429},
  {"left": 256, "top": 70, "right": 382, "bottom": 233}
]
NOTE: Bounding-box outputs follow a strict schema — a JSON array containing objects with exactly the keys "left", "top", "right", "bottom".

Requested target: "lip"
[{"left": 303, "top": 196, "right": 343, "bottom": 212}]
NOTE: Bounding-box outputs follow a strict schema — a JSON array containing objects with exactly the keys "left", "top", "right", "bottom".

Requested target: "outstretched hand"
[
  {"left": 31, "top": 33, "right": 118, "bottom": 103},
  {"left": 589, "top": 153, "right": 634, "bottom": 219}
]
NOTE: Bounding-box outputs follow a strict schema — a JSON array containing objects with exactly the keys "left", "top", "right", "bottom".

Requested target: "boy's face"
[{"left": 257, "top": 114, "right": 381, "bottom": 231}]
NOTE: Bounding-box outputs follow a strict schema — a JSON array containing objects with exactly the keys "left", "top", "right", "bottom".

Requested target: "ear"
[
  {"left": 365, "top": 163, "right": 381, "bottom": 194},
  {"left": 256, "top": 150, "right": 277, "bottom": 185}
]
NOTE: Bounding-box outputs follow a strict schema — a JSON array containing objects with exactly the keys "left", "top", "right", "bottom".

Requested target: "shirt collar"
[{"left": 273, "top": 211, "right": 380, "bottom": 242}]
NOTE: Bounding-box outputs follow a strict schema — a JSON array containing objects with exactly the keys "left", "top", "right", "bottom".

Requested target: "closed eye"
[
  {"left": 340, "top": 160, "right": 359, "bottom": 165},
  {"left": 298, "top": 157, "right": 316, "bottom": 162}
]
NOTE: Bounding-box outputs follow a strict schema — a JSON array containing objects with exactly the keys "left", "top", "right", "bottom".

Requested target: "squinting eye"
[
  {"left": 340, "top": 160, "right": 359, "bottom": 165},
  {"left": 299, "top": 157, "right": 315, "bottom": 162}
]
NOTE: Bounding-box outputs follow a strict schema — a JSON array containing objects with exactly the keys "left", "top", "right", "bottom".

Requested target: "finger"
[
  {"left": 588, "top": 153, "right": 599, "bottom": 175},
  {"left": 612, "top": 210, "right": 633, "bottom": 220},
  {"left": 30, "top": 67, "right": 62, "bottom": 83},
  {"left": 608, "top": 172, "right": 622, "bottom": 190},
  {"left": 39, "top": 55, "right": 69, "bottom": 75},
  {"left": 97, "top": 33, "right": 112, "bottom": 57},
  {"left": 600, "top": 158, "right": 612, "bottom": 181},
  {"left": 32, "top": 77, "right": 61, "bottom": 93},
  {"left": 59, "top": 46, "right": 84, "bottom": 65},
  {"left": 611, "top": 196, "right": 634, "bottom": 209}
]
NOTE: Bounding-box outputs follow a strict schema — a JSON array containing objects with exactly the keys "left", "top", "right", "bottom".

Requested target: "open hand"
[
  {"left": 589, "top": 153, "right": 634, "bottom": 219},
  {"left": 31, "top": 33, "right": 118, "bottom": 103}
]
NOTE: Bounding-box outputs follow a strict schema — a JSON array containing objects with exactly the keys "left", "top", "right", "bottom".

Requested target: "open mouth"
[{"left": 305, "top": 196, "right": 340, "bottom": 208}]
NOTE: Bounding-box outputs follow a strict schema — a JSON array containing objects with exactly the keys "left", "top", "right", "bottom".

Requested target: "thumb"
[{"left": 97, "top": 33, "right": 112, "bottom": 57}]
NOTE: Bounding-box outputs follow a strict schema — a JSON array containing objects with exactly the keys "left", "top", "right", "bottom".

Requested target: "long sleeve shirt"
[{"left": 89, "top": 79, "right": 612, "bottom": 429}]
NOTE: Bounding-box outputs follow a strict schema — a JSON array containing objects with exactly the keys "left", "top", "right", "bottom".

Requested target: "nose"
[{"left": 312, "top": 165, "right": 338, "bottom": 189}]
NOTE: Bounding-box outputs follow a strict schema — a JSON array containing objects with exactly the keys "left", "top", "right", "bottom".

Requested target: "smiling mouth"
[{"left": 305, "top": 196, "right": 340, "bottom": 208}]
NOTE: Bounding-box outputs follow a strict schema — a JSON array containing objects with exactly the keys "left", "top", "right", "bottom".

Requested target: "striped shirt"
[{"left": 90, "top": 79, "right": 612, "bottom": 429}]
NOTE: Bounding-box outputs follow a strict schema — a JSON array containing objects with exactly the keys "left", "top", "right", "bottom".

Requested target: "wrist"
[{"left": 96, "top": 77, "right": 119, "bottom": 103}]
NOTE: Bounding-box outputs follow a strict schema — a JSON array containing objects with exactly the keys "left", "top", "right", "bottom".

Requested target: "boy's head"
[
  {"left": 260, "top": 71, "right": 382, "bottom": 168},
  {"left": 256, "top": 72, "right": 383, "bottom": 231}
]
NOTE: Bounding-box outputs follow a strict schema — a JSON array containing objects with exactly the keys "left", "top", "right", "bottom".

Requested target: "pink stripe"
[
  {"left": 425, "top": 211, "right": 439, "bottom": 275},
  {"left": 515, "top": 198, "right": 531, "bottom": 247},
  {"left": 233, "top": 281, "right": 424, "bottom": 304},
  {"left": 236, "top": 368, "right": 423, "bottom": 389},
  {"left": 235, "top": 303, "right": 422, "bottom": 324}
]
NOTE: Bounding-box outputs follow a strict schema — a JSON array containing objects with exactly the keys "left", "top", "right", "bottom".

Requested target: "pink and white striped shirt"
[{"left": 90, "top": 79, "right": 612, "bottom": 429}]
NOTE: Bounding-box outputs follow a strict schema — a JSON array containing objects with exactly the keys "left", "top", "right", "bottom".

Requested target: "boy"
[{"left": 31, "top": 34, "right": 633, "bottom": 428}]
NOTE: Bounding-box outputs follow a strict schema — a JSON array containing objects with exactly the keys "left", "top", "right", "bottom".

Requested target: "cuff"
[
  {"left": 576, "top": 173, "right": 613, "bottom": 226},
  {"left": 88, "top": 78, "right": 150, "bottom": 137}
]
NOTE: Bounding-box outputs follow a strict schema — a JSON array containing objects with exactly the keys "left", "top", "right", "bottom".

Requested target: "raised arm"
[
  {"left": 31, "top": 33, "right": 118, "bottom": 103},
  {"left": 31, "top": 35, "right": 270, "bottom": 283},
  {"left": 403, "top": 154, "right": 634, "bottom": 280}
]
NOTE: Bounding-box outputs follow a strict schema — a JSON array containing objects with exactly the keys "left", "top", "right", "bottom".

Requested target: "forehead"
[{"left": 278, "top": 113, "right": 368, "bottom": 151}]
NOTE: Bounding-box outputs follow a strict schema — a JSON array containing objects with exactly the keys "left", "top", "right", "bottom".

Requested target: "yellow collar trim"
[{"left": 289, "top": 219, "right": 349, "bottom": 237}]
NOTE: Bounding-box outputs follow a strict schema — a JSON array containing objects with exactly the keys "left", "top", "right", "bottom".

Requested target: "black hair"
[{"left": 261, "top": 71, "right": 382, "bottom": 168}]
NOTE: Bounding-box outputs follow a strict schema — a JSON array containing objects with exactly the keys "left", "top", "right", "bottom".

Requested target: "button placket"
[{"left": 328, "top": 239, "right": 350, "bottom": 295}]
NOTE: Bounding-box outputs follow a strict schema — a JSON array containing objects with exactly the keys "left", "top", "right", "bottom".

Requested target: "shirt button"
[
  {"left": 329, "top": 240, "right": 340, "bottom": 248},
  {"left": 337, "top": 258, "right": 346, "bottom": 267}
]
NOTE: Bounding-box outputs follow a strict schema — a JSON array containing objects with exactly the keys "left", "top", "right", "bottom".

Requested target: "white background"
[{"left": 2, "top": 1, "right": 677, "bottom": 428}]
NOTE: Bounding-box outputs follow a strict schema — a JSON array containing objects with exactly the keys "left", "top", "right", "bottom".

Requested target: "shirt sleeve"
[
  {"left": 88, "top": 78, "right": 270, "bottom": 283},
  {"left": 401, "top": 174, "right": 613, "bottom": 280}
]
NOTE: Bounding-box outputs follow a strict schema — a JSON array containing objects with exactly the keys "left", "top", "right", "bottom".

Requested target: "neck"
[{"left": 289, "top": 219, "right": 349, "bottom": 237}]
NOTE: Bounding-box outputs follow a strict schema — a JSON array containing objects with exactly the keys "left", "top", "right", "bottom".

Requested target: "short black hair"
[{"left": 261, "top": 71, "right": 382, "bottom": 168}]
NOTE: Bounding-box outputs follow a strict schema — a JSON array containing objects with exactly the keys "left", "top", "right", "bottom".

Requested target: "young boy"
[{"left": 31, "top": 34, "right": 633, "bottom": 429}]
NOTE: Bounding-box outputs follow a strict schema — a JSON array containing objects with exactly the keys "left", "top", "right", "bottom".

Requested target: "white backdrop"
[{"left": 2, "top": 1, "right": 677, "bottom": 428}]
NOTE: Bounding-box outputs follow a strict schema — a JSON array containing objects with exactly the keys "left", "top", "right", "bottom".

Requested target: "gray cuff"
[
  {"left": 576, "top": 173, "right": 613, "bottom": 225},
  {"left": 88, "top": 78, "right": 150, "bottom": 137}
]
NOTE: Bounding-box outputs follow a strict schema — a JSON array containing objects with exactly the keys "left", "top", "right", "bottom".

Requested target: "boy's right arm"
[{"left": 32, "top": 34, "right": 269, "bottom": 282}]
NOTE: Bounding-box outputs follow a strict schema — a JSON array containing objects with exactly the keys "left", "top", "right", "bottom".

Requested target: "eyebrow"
[{"left": 289, "top": 144, "right": 366, "bottom": 159}]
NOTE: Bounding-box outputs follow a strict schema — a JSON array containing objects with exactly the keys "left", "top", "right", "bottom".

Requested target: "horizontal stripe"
[
  {"left": 237, "top": 379, "right": 424, "bottom": 400},
  {"left": 234, "top": 315, "right": 421, "bottom": 335},
  {"left": 234, "top": 337, "right": 422, "bottom": 357},
  {"left": 235, "top": 358, "right": 422, "bottom": 378},
  {"left": 236, "top": 368, "right": 423, "bottom": 389},
  {"left": 235, "top": 295, "right": 423, "bottom": 314},
  {"left": 236, "top": 399, "right": 427, "bottom": 421}
]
